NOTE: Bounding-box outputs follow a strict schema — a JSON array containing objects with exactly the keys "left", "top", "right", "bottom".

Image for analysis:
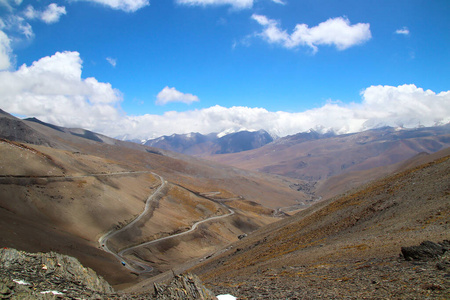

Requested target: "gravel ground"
[{"left": 205, "top": 253, "right": 450, "bottom": 299}]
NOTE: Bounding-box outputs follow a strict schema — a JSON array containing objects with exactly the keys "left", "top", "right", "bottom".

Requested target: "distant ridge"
[
  {"left": 144, "top": 129, "right": 274, "bottom": 156},
  {"left": 25, "top": 117, "right": 64, "bottom": 132},
  {"left": 0, "top": 111, "right": 53, "bottom": 146},
  {"left": 206, "top": 125, "right": 450, "bottom": 194}
]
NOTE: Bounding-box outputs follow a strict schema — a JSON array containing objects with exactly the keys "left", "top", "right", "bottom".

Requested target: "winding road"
[{"left": 98, "top": 172, "right": 235, "bottom": 273}]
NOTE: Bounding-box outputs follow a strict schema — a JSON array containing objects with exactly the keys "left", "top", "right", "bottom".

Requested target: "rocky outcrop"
[
  {"left": 0, "top": 248, "right": 113, "bottom": 298},
  {"left": 153, "top": 274, "right": 216, "bottom": 300},
  {"left": 0, "top": 248, "right": 217, "bottom": 299},
  {"left": 401, "top": 240, "right": 450, "bottom": 261}
]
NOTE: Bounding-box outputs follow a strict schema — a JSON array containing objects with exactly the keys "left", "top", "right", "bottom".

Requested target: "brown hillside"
[
  {"left": 188, "top": 152, "right": 450, "bottom": 299},
  {"left": 205, "top": 126, "right": 450, "bottom": 184},
  {"left": 0, "top": 112, "right": 303, "bottom": 288}
]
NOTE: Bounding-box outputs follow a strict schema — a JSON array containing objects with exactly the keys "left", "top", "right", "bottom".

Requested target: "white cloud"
[
  {"left": 107, "top": 84, "right": 449, "bottom": 140},
  {"left": 0, "top": 30, "right": 12, "bottom": 70},
  {"left": 24, "top": 3, "right": 67, "bottom": 24},
  {"left": 0, "top": 51, "right": 123, "bottom": 130},
  {"left": 1, "top": 52, "right": 448, "bottom": 140},
  {"left": 2, "top": 15, "right": 33, "bottom": 39},
  {"left": 23, "top": 5, "right": 37, "bottom": 19},
  {"left": 395, "top": 27, "right": 410, "bottom": 35},
  {"left": 106, "top": 57, "right": 117, "bottom": 67},
  {"left": 156, "top": 86, "right": 200, "bottom": 105},
  {"left": 252, "top": 15, "right": 371, "bottom": 53},
  {"left": 0, "top": 0, "right": 16, "bottom": 11},
  {"left": 41, "top": 4, "right": 67, "bottom": 24},
  {"left": 271, "top": 0, "right": 285, "bottom": 4},
  {"left": 76, "top": 0, "right": 150, "bottom": 12},
  {"left": 176, "top": 0, "right": 254, "bottom": 10}
]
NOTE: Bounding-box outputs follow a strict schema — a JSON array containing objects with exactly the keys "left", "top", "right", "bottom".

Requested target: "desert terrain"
[
  {"left": 1, "top": 108, "right": 449, "bottom": 298},
  {"left": 0, "top": 109, "right": 303, "bottom": 287}
]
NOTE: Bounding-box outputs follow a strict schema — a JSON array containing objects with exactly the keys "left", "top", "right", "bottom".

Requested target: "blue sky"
[{"left": 0, "top": 0, "right": 449, "bottom": 140}]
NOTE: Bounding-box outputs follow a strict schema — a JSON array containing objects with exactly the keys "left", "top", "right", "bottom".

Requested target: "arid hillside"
[
  {"left": 205, "top": 126, "right": 450, "bottom": 199},
  {"left": 2, "top": 108, "right": 449, "bottom": 297},
  {"left": 0, "top": 110, "right": 303, "bottom": 287},
  {"left": 187, "top": 150, "right": 450, "bottom": 299}
]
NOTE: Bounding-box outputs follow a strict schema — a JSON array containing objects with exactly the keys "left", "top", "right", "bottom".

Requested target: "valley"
[
  {"left": 0, "top": 109, "right": 301, "bottom": 287},
  {"left": 0, "top": 108, "right": 449, "bottom": 298}
]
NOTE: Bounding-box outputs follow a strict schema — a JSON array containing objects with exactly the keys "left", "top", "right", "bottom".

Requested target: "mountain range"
[
  {"left": 0, "top": 108, "right": 302, "bottom": 286},
  {"left": 142, "top": 129, "right": 275, "bottom": 157},
  {"left": 205, "top": 125, "right": 450, "bottom": 199},
  {"left": 140, "top": 123, "right": 450, "bottom": 202},
  {"left": 0, "top": 108, "right": 448, "bottom": 298}
]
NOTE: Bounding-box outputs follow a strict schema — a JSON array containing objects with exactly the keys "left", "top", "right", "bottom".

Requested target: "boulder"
[
  {"left": 401, "top": 240, "right": 450, "bottom": 261},
  {"left": 153, "top": 274, "right": 216, "bottom": 300}
]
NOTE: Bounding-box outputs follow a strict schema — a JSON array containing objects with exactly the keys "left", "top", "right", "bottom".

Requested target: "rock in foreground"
[
  {"left": 0, "top": 248, "right": 216, "bottom": 299},
  {"left": 0, "top": 247, "right": 114, "bottom": 299},
  {"left": 401, "top": 240, "right": 450, "bottom": 261},
  {"left": 153, "top": 274, "right": 216, "bottom": 300}
]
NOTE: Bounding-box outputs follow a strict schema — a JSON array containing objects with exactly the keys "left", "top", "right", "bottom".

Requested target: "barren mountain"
[
  {"left": 206, "top": 126, "right": 450, "bottom": 199},
  {"left": 0, "top": 110, "right": 303, "bottom": 288},
  {"left": 186, "top": 149, "right": 450, "bottom": 299},
  {"left": 2, "top": 109, "right": 449, "bottom": 298},
  {"left": 144, "top": 129, "right": 274, "bottom": 157}
]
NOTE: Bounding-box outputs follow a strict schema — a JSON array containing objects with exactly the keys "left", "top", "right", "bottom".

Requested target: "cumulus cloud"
[
  {"left": 24, "top": 3, "right": 67, "bottom": 24},
  {"left": 252, "top": 15, "right": 371, "bottom": 53},
  {"left": 0, "top": 3, "right": 66, "bottom": 72},
  {"left": 176, "top": 0, "right": 254, "bottom": 10},
  {"left": 116, "top": 85, "right": 450, "bottom": 139},
  {"left": 76, "top": 0, "right": 150, "bottom": 12},
  {"left": 0, "top": 51, "right": 448, "bottom": 140},
  {"left": 156, "top": 86, "right": 199, "bottom": 105},
  {"left": 395, "top": 27, "right": 410, "bottom": 35},
  {"left": 0, "top": 51, "right": 123, "bottom": 130},
  {"left": 41, "top": 4, "right": 67, "bottom": 24},
  {"left": 105, "top": 84, "right": 449, "bottom": 140}
]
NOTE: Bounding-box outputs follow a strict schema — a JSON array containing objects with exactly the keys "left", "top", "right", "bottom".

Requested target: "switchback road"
[{"left": 98, "top": 173, "right": 235, "bottom": 274}]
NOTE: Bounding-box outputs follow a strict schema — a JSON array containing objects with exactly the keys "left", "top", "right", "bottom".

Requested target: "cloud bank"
[
  {"left": 252, "top": 15, "right": 371, "bottom": 53},
  {"left": 0, "top": 51, "right": 449, "bottom": 140}
]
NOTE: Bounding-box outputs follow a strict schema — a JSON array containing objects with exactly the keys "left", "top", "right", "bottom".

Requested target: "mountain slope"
[
  {"left": 0, "top": 109, "right": 53, "bottom": 146},
  {"left": 205, "top": 126, "right": 450, "bottom": 196},
  {"left": 188, "top": 150, "right": 450, "bottom": 299},
  {"left": 0, "top": 111, "right": 303, "bottom": 287}
]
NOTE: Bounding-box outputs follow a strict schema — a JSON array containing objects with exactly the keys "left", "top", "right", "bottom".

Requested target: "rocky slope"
[
  {"left": 186, "top": 152, "right": 450, "bottom": 299},
  {"left": 0, "top": 248, "right": 215, "bottom": 299}
]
